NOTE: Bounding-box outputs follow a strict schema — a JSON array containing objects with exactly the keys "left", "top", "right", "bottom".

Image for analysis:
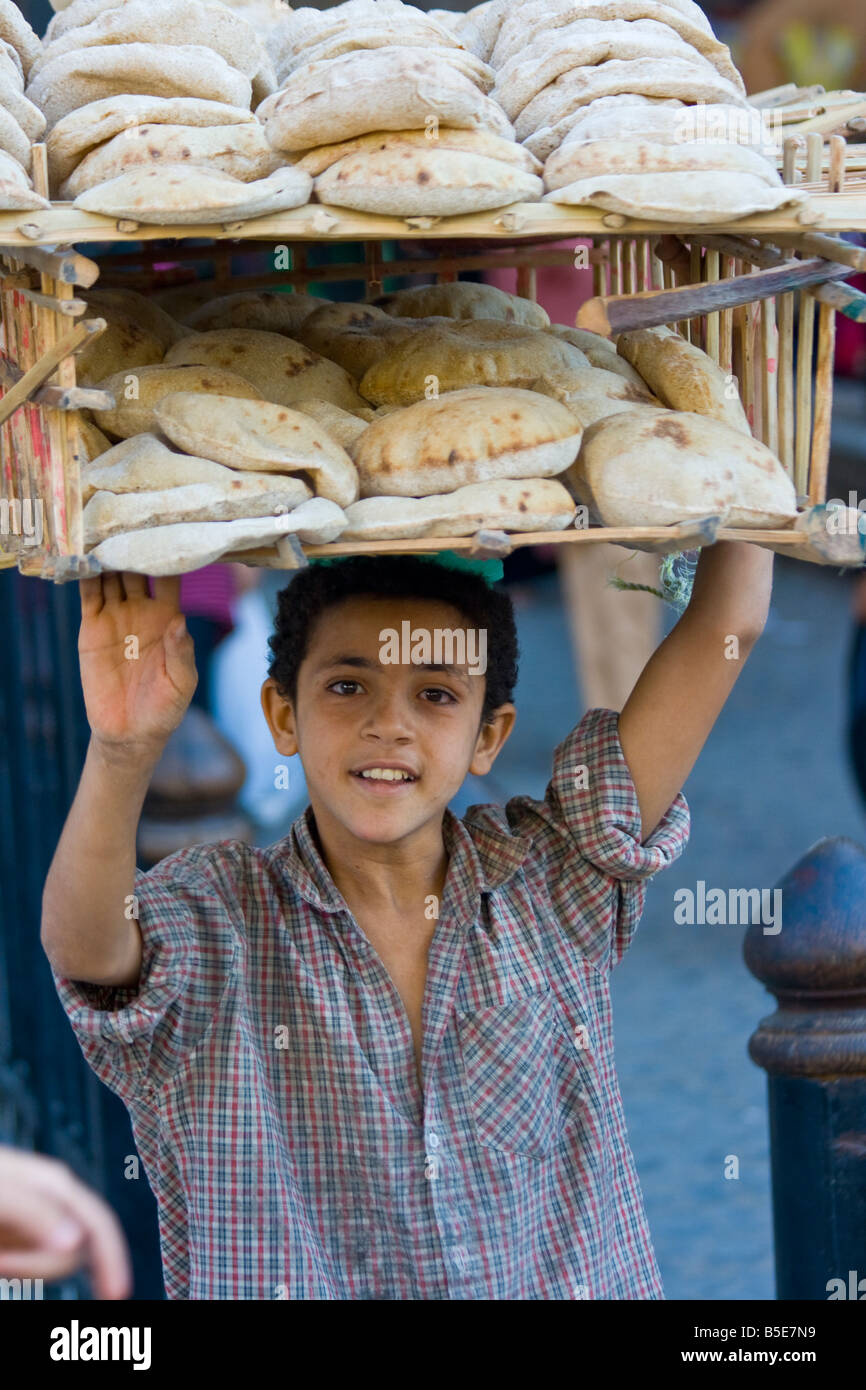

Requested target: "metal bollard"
[{"left": 743, "top": 836, "right": 866, "bottom": 1300}]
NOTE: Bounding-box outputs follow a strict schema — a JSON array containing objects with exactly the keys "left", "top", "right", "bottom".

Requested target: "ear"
[
  {"left": 468, "top": 703, "right": 516, "bottom": 777},
  {"left": 261, "top": 677, "right": 299, "bottom": 757}
]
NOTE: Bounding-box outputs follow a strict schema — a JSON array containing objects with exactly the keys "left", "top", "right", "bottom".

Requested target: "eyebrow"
[{"left": 317, "top": 655, "right": 473, "bottom": 684}]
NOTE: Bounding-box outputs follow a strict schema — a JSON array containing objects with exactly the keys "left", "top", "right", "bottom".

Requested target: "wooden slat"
[{"left": 3, "top": 195, "right": 866, "bottom": 245}]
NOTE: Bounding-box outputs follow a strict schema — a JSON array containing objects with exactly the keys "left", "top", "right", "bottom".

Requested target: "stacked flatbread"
[
  {"left": 0, "top": 0, "right": 47, "bottom": 209},
  {"left": 481, "top": 0, "right": 804, "bottom": 222},
  {"left": 260, "top": 0, "right": 542, "bottom": 216},
  {"left": 31, "top": 0, "right": 312, "bottom": 220},
  {"left": 342, "top": 386, "right": 579, "bottom": 540},
  {"left": 80, "top": 410, "right": 352, "bottom": 574},
  {"left": 72, "top": 268, "right": 803, "bottom": 560}
]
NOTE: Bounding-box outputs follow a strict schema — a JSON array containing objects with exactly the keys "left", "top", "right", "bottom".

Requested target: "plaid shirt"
[{"left": 54, "top": 708, "right": 689, "bottom": 1300}]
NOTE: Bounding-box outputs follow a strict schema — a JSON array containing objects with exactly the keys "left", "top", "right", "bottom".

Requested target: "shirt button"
[{"left": 426, "top": 1131, "right": 440, "bottom": 1150}]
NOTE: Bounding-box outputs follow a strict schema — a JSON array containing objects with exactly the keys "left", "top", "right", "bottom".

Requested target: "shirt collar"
[{"left": 273, "top": 804, "right": 533, "bottom": 922}]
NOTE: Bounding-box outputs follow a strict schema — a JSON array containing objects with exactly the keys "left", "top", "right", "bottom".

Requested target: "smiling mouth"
[{"left": 351, "top": 769, "right": 418, "bottom": 786}]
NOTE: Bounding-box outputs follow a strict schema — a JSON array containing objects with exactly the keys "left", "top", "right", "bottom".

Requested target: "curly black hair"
[{"left": 267, "top": 556, "right": 519, "bottom": 726}]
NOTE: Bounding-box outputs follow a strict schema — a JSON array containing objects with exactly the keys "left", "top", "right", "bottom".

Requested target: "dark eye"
[
  {"left": 328, "top": 679, "right": 361, "bottom": 695},
  {"left": 421, "top": 687, "right": 457, "bottom": 704}
]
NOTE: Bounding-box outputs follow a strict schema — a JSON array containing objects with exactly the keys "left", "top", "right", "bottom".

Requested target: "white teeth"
[{"left": 358, "top": 768, "right": 413, "bottom": 781}]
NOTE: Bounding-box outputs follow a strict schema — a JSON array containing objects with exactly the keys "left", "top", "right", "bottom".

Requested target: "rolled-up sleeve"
[
  {"left": 505, "top": 708, "right": 690, "bottom": 969},
  {"left": 51, "top": 842, "right": 242, "bottom": 1102}
]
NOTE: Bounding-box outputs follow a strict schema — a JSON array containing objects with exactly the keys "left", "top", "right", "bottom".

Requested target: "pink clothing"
[
  {"left": 180, "top": 565, "right": 236, "bottom": 628},
  {"left": 485, "top": 239, "right": 595, "bottom": 327}
]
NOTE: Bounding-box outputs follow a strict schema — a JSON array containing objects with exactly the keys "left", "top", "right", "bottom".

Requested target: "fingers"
[
  {"left": 78, "top": 576, "right": 104, "bottom": 616},
  {"left": 121, "top": 573, "right": 149, "bottom": 601},
  {"left": 100, "top": 572, "right": 124, "bottom": 605},
  {"left": 18, "top": 1156, "right": 132, "bottom": 1300},
  {"left": 0, "top": 1249, "right": 88, "bottom": 1284},
  {"left": 152, "top": 575, "right": 182, "bottom": 610},
  {"left": 0, "top": 1183, "right": 81, "bottom": 1254},
  {"left": 0, "top": 1148, "right": 132, "bottom": 1300}
]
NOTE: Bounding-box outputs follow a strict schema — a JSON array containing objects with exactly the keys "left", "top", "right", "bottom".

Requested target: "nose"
[{"left": 360, "top": 684, "right": 413, "bottom": 743}]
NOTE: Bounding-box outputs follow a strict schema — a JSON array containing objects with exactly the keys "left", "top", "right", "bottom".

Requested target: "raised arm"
[
  {"left": 41, "top": 574, "right": 198, "bottom": 987},
  {"left": 617, "top": 541, "right": 773, "bottom": 842}
]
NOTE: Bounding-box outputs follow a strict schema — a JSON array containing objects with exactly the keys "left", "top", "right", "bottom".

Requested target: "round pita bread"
[
  {"left": 491, "top": 0, "right": 716, "bottom": 69},
  {"left": 295, "top": 302, "right": 420, "bottom": 379},
  {"left": 47, "top": 0, "right": 141, "bottom": 40},
  {"left": 259, "top": 47, "right": 514, "bottom": 152},
  {"left": 47, "top": 95, "right": 257, "bottom": 189},
  {"left": 80, "top": 432, "right": 279, "bottom": 502},
  {"left": 92, "top": 363, "right": 264, "bottom": 439},
  {"left": 568, "top": 408, "right": 797, "bottom": 527},
  {"left": 545, "top": 169, "right": 802, "bottom": 222},
  {"left": 515, "top": 58, "right": 749, "bottom": 143},
  {"left": 615, "top": 326, "right": 749, "bottom": 432},
  {"left": 89, "top": 502, "right": 347, "bottom": 575},
  {"left": 26, "top": 44, "right": 253, "bottom": 130},
  {"left": 154, "top": 391, "right": 360, "bottom": 506},
  {"left": 342, "top": 476, "right": 576, "bottom": 540},
  {"left": 353, "top": 385, "right": 583, "bottom": 496},
  {"left": 495, "top": 18, "right": 743, "bottom": 121},
  {"left": 544, "top": 137, "right": 778, "bottom": 190},
  {"left": 83, "top": 473, "right": 311, "bottom": 548},
  {"left": 164, "top": 328, "right": 367, "bottom": 413},
  {"left": 524, "top": 95, "right": 685, "bottom": 162},
  {"left": 358, "top": 320, "right": 588, "bottom": 406},
  {"left": 74, "top": 418, "right": 112, "bottom": 469},
  {"left": 31, "top": 0, "right": 273, "bottom": 90},
  {"left": 0, "top": 176, "right": 48, "bottom": 210},
  {"left": 76, "top": 314, "right": 165, "bottom": 388},
  {"left": 554, "top": 100, "right": 778, "bottom": 159},
  {"left": 460, "top": 1, "right": 505, "bottom": 62},
  {"left": 294, "top": 126, "right": 541, "bottom": 178},
  {"left": 377, "top": 282, "right": 549, "bottom": 328},
  {"left": 315, "top": 145, "right": 542, "bottom": 216},
  {"left": 545, "top": 324, "right": 647, "bottom": 385},
  {"left": 0, "top": 37, "right": 23, "bottom": 82},
  {"left": 0, "top": 69, "right": 45, "bottom": 141},
  {"left": 60, "top": 122, "right": 283, "bottom": 198},
  {"left": 73, "top": 164, "right": 313, "bottom": 224},
  {"left": 0, "top": 0, "right": 40, "bottom": 77},
  {"left": 42, "top": 0, "right": 272, "bottom": 99},
  {"left": 283, "top": 29, "right": 495, "bottom": 93},
  {"left": 185, "top": 290, "right": 330, "bottom": 336},
  {"left": 293, "top": 398, "right": 370, "bottom": 452},
  {"left": 152, "top": 281, "right": 225, "bottom": 323},
  {"left": 540, "top": 364, "right": 661, "bottom": 427},
  {"left": 83, "top": 287, "right": 185, "bottom": 349},
  {"left": 0, "top": 147, "right": 29, "bottom": 187},
  {"left": 0, "top": 105, "right": 31, "bottom": 171}
]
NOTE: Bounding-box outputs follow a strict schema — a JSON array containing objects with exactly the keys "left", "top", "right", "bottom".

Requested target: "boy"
[{"left": 42, "top": 542, "right": 772, "bottom": 1299}]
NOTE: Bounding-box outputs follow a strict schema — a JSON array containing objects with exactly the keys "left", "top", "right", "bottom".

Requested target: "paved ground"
[{"left": 257, "top": 549, "right": 865, "bottom": 1302}]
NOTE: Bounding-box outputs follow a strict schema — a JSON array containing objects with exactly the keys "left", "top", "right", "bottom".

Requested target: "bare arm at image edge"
[{"left": 41, "top": 574, "right": 198, "bottom": 988}]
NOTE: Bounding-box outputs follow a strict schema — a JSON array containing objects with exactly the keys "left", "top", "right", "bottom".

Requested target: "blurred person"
[
  {"left": 735, "top": 0, "right": 866, "bottom": 95},
  {"left": 0, "top": 1144, "right": 131, "bottom": 1299}
]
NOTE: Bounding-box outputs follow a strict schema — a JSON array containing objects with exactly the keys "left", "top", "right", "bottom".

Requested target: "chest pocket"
[{"left": 456, "top": 987, "right": 559, "bottom": 1160}]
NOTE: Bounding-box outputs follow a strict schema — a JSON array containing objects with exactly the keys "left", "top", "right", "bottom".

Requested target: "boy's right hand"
[{"left": 78, "top": 573, "right": 198, "bottom": 759}]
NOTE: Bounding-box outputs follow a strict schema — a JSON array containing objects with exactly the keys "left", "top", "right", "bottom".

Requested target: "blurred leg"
[{"left": 558, "top": 543, "right": 663, "bottom": 712}]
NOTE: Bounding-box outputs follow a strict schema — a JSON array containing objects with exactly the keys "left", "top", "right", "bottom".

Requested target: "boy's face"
[{"left": 261, "top": 595, "right": 516, "bottom": 848}]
